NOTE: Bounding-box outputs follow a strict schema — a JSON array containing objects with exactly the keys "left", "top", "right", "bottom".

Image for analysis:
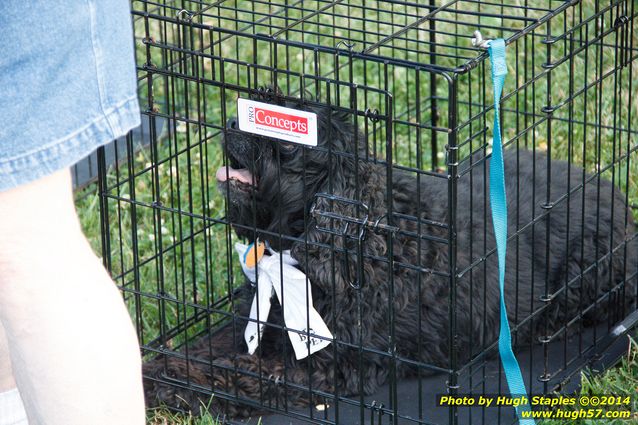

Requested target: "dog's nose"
[{"left": 226, "top": 118, "right": 238, "bottom": 130}]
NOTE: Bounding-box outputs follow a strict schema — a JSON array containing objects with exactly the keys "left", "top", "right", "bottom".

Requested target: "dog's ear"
[
  {"left": 310, "top": 107, "right": 366, "bottom": 191},
  {"left": 292, "top": 194, "right": 388, "bottom": 297},
  {"left": 288, "top": 105, "right": 389, "bottom": 296}
]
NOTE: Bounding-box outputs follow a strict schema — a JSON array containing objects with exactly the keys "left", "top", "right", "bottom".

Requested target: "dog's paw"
[
  {"left": 142, "top": 357, "right": 210, "bottom": 412},
  {"left": 142, "top": 356, "right": 258, "bottom": 418}
]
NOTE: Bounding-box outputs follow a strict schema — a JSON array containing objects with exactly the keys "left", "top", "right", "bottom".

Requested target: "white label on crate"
[{"left": 237, "top": 98, "right": 318, "bottom": 146}]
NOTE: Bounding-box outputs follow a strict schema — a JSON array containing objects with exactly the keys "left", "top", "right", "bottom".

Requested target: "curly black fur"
[{"left": 143, "top": 99, "right": 637, "bottom": 417}]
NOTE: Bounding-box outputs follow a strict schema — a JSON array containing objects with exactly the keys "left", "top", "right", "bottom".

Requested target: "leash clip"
[{"left": 471, "top": 30, "right": 492, "bottom": 49}]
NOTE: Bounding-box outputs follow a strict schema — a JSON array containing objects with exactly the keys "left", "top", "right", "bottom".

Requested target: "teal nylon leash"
[{"left": 487, "top": 39, "right": 535, "bottom": 424}]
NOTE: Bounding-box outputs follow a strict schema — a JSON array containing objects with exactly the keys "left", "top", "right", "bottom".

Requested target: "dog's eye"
[{"left": 279, "top": 143, "right": 299, "bottom": 153}]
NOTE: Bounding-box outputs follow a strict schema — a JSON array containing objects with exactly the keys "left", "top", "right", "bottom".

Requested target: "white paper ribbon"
[{"left": 235, "top": 242, "right": 333, "bottom": 360}]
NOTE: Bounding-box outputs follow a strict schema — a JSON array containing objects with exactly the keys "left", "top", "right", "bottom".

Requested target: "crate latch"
[{"left": 309, "top": 193, "right": 398, "bottom": 289}]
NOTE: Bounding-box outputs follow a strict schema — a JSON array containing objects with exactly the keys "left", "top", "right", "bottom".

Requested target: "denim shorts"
[{"left": 0, "top": 0, "right": 140, "bottom": 192}]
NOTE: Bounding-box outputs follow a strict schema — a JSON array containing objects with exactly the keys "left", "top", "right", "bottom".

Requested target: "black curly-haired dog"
[{"left": 143, "top": 99, "right": 637, "bottom": 417}]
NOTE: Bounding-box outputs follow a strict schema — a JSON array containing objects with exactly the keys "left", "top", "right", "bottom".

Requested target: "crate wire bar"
[{"left": 96, "top": 1, "right": 637, "bottom": 424}]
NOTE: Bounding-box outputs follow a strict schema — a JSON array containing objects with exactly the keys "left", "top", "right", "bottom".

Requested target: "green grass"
[
  {"left": 145, "top": 394, "right": 227, "bottom": 425},
  {"left": 73, "top": 0, "right": 638, "bottom": 423},
  {"left": 540, "top": 336, "right": 638, "bottom": 425},
  {"left": 147, "top": 408, "right": 223, "bottom": 425}
]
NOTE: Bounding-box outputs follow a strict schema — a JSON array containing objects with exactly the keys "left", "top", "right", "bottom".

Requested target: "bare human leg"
[{"left": 0, "top": 169, "right": 145, "bottom": 425}]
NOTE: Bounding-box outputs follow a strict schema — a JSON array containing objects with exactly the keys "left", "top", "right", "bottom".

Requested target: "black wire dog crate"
[{"left": 97, "top": 1, "right": 637, "bottom": 424}]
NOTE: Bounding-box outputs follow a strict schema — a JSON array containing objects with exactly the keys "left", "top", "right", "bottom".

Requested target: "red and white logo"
[
  {"left": 237, "top": 98, "right": 317, "bottom": 146},
  {"left": 254, "top": 108, "right": 308, "bottom": 134}
]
